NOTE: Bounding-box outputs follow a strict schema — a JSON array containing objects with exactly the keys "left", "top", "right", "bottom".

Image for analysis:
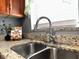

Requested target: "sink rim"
[
  {"left": 27, "top": 47, "right": 52, "bottom": 59},
  {"left": 11, "top": 42, "right": 47, "bottom": 58},
  {"left": 28, "top": 47, "right": 78, "bottom": 59}
]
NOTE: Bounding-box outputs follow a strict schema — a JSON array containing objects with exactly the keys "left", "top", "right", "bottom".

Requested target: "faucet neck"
[
  {"left": 34, "top": 16, "right": 52, "bottom": 34},
  {"left": 34, "top": 16, "right": 56, "bottom": 43}
]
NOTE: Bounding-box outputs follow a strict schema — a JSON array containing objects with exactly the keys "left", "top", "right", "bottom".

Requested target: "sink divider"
[{"left": 30, "top": 43, "right": 35, "bottom": 55}]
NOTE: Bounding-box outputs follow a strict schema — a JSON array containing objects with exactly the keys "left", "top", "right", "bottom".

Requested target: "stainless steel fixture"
[
  {"left": 11, "top": 42, "right": 46, "bottom": 58},
  {"left": 28, "top": 47, "right": 78, "bottom": 59},
  {"left": 34, "top": 16, "right": 56, "bottom": 43},
  {"left": 34, "top": 16, "right": 52, "bottom": 34}
]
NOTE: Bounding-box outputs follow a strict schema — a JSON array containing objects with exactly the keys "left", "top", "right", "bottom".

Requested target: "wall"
[
  {"left": 30, "top": 0, "right": 78, "bottom": 29},
  {"left": 0, "top": 17, "right": 20, "bottom": 26},
  {"left": 0, "top": 16, "right": 31, "bottom": 33},
  {"left": 76, "top": 0, "right": 79, "bottom": 27},
  {"left": 0, "top": 16, "right": 23, "bottom": 34},
  {"left": 22, "top": 15, "right": 31, "bottom": 34},
  {"left": 0, "top": 16, "right": 31, "bottom": 39},
  {"left": 37, "top": 20, "right": 76, "bottom": 29}
]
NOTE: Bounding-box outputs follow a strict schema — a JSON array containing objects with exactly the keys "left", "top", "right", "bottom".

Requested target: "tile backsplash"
[
  {"left": 0, "top": 16, "right": 32, "bottom": 39},
  {"left": 0, "top": 16, "right": 24, "bottom": 34}
]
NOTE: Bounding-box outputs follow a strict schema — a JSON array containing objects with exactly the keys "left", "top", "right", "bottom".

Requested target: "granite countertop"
[
  {"left": 0, "top": 39, "right": 31, "bottom": 59},
  {"left": 1, "top": 39, "right": 79, "bottom": 59},
  {"left": 28, "top": 40, "right": 79, "bottom": 52}
]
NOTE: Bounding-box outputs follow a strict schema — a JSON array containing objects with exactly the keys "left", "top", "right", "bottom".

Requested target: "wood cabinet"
[
  {"left": 0, "top": 0, "right": 9, "bottom": 15},
  {"left": 10, "top": 0, "right": 25, "bottom": 17},
  {"left": 0, "top": 0, "right": 25, "bottom": 17}
]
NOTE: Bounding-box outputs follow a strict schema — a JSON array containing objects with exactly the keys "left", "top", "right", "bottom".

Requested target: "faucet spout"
[
  {"left": 34, "top": 16, "right": 56, "bottom": 43},
  {"left": 34, "top": 16, "right": 52, "bottom": 34}
]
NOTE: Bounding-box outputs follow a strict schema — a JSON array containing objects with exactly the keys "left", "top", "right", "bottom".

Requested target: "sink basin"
[
  {"left": 57, "top": 48, "right": 77, "bottom": 59},
  {"left": 28, "top": 47, "right": 51, "bottom": 59},
  {"left": 28, "top": 47, "right": 78, "bottom": 59},
  {"left": 11, "top": 42, "right": 46, "bottom": 58},
  {"left": 0, "top": 53, "right": 5, "bottom": 59}
]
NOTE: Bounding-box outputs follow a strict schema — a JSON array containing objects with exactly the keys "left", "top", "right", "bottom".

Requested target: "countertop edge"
[{"left": 0, "top": 39, "right": 79, "bottom": 59}]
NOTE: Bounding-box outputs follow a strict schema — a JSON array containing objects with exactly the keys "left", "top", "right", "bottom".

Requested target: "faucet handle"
[{"left": 49, "top": 34, "right": 57, "bottom": 44}]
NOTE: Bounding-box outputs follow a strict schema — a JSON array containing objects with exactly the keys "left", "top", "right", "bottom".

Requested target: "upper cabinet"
[
  {"left": 0, "top": 0, "right": 9, "bottom": 15},
  {"left": 0, "top": 0, "right": 25, "bottom": 17},
  {"left": 10, "top": 0, "right": 25, "bottom": 17}
]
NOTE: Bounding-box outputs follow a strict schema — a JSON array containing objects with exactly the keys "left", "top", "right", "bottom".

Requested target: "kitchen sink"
[
  {"left": 0, "top": 53, "right": 5, "bottom": 59},
  {"left": 28, "top": 47, "right": 51, "bottom": 59},
  {"left": 11, "top": 42, "right": 46, "bottom": 58},
  {"left": 28, "top": 47, "right": 78, "bottom": 59},
  {"left": 57, "top": 48, "right": 77, "bottom": 59}
]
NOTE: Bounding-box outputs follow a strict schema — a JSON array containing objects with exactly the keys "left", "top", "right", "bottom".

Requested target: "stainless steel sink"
[
  {"left": 57, "top": 48, "right": 77, "bottom": 59},
  {"left": 28, "top": 47, "right": 51, "bottom": 59},
  {"left": 0, "top": 52, "right": 5, "bottom": 59},
  {"left": 11, "top": 42, "right": 46, "bottom": 58},
  {"left": 28, "top": 47, "right": 78, "bottom": 59}
]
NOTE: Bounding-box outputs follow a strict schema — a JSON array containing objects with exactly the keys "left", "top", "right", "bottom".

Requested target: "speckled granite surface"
[
  {"left": 27, "top": 40, "right": 79, "bottom": 52},
  {"left": 0, "top": 39, "right": 31, "bottom": 59},
  {"left": 26, "top": 29, "right": 79, "bottom": 46},
  {"left": 0, "top": 48, "right": 25, "bottom": 59},
  {"left": 1, "top": 39, "right": 79, "bottom": 59}
]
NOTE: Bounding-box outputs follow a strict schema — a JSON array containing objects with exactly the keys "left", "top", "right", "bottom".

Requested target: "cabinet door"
[
  {"left": 10, "top": 0, "right": 25, "bottom": 17},
  {"left": 0, "top": 0, "right": 9, "bottom": 15}
]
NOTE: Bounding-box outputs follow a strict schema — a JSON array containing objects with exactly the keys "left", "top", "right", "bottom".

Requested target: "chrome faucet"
[{"left": 34, "top": 16, "right": 57, "bottom": 43}]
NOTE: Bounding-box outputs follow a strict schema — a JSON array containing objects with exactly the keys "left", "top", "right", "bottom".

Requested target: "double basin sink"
[{"left": 11, "top": 42, "right": 79, "bottom": 59}]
